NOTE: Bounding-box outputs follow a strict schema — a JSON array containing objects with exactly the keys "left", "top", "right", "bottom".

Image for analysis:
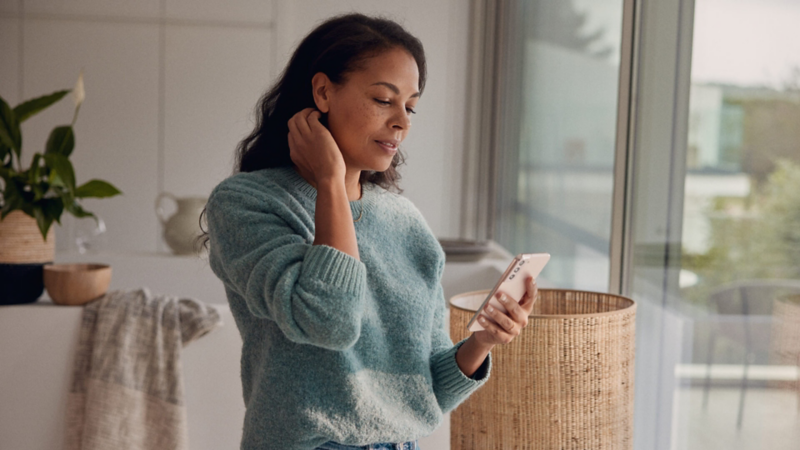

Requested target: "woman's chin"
[{"left": 361, "top": 157, "right": 395, "bottom": 173}]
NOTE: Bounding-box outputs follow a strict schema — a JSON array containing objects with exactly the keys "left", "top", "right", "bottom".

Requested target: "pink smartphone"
[{"left": 467, "top": 253, "right": 550, "bottom": 332}]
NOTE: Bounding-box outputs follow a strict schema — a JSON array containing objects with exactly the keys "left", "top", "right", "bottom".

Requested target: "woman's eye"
[{"left": 374, "top": 99, "right": 416, "bottom": 114}]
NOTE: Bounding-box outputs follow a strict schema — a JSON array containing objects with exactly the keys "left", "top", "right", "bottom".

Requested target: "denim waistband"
[{"left": 315, "top": 439, "right": 419, "bottom": 450}]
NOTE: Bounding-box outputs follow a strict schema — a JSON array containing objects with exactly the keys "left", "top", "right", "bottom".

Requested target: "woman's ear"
[{"left": 311, "top": 72, "right": 334, "bottom": 113}]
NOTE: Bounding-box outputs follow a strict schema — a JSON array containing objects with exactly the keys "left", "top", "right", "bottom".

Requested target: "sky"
[
  {"left": 691, "top": 0, "right": 800, "bottom": 89},
  {"left": 571, "top": 0, "right": 800, "bottom": 89}
]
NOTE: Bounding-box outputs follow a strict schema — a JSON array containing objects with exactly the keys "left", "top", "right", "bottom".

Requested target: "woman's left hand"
[{"left": 473, "top": 276, "right": 538, "bottom": 347}]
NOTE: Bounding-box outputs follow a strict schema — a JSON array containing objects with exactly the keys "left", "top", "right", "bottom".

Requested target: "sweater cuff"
[
  {"left": 431, "top": 337, "right": 492, "bottom": 396},
  {"left": 300, "top": 244, "right": 367, "bottom": 295}
]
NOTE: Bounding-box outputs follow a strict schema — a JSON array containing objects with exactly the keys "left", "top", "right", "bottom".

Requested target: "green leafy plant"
[
  {"left": 681, "top": 159, "right": 800, "bottom": 307},
  {"left": 0, "top": 72, "right": 122, "bottom": 240}
]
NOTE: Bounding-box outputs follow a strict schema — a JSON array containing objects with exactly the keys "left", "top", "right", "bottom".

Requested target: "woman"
[{"left": 200, "top": 13, "right": 538, "bottom": 450}]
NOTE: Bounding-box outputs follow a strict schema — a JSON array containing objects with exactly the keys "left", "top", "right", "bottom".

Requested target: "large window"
[
  {"left": 486, "top": 0, "right": 800, "bottom": 448},
  {"left": 633, "top": 0, "right": 800, "bottom": 448},
  {"left": 491, "top": 0, "right": 625, "bottom": 292}
]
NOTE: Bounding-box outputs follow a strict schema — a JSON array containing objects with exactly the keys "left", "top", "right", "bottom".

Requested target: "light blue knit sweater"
[{"left": 205, "top": 166, "right": 492, "bottom": 450}]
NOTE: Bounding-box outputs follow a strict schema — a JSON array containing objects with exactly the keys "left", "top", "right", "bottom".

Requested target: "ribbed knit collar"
[{"left": 279, "top": 165, "right": 379, "bottom": 220}]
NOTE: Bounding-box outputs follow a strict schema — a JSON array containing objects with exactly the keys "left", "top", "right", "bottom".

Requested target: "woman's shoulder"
[
  {"left": 209, "top": 167, "right": 294, "bottom": 200},
  {"left": 206, "top": 167, "right": 301, "bottom": 218}
]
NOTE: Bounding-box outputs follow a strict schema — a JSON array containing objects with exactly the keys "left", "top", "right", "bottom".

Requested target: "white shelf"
[{"left": 50, "top": 249, "right": 227, "bottom": 305}]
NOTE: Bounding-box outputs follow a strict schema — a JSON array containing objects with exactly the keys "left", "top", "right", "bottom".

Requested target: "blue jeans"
[{"left": 314, "top": 440, "right": 420, "bottom": 450}]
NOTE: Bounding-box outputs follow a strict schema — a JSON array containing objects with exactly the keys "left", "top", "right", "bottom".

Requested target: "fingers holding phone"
[
  {"left": 520, "top": 276, "right": 539, "bottom": 311},
  {"left": 287, "top": 108, "right": 346, "bottom": 184},
  {"left": 474, "top": 276, "right": 537, "bottom": 345}
]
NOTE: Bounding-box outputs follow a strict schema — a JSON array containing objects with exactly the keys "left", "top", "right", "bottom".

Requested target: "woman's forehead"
[{"left": 351, "top": 49, "right": 419, "bottom": 93}]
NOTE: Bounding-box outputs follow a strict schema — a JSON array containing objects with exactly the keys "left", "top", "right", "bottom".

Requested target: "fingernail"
[
  {"left": 487, "top": 306, "right": 494, "bottom": 312},
  {"left": 499, "top": 295, "right": 507, "bottom": 303},
  {"left": 479, "top": 316, "right": 486, "bottom": 323}
]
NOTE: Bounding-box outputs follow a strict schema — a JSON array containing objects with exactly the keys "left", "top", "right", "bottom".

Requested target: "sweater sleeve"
[
  {"left": 428, "top": 267, "right": 492, "bottom": 413},
  {"left": 206, "top": 183, "right": 368, "bottom": 351}
]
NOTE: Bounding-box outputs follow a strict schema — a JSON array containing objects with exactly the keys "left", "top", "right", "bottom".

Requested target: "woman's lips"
[{"left": 375, "top": 140, "right": 398, "bottom": 154}]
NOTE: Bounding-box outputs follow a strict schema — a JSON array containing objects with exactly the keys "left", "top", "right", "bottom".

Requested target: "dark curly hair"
[{"left": 196, "top": 12, "right": 427, "bottom": 253}]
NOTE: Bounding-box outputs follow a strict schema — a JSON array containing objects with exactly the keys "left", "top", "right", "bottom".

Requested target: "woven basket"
[
  {"left": 449, "top": 288, "right": 636, "bottom": 450},
  {"left": 0, "top": 210, "right": 55, "bottom": 264}
]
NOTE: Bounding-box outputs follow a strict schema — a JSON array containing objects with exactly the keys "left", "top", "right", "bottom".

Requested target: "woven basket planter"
[
  {"left": 0, "top": 210, "right": 55, "bottom": 305},
  {"left": 449, "top": 288, "right": 636, "bottom": 450}
]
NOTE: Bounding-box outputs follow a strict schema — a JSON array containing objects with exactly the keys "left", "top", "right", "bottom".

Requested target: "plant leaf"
[
  {"left": 32, "top": 181, "right": 50, "bottom": 202},
  {"left": 0, "top": 96, "right": 21, "bottom": 157},
  {"left": 0, "top": 142, "right": 9, "bottom": 166},
  {"left": 75, "top": 179, "right": 122, "bottom": 198},
  {"left": 66, "top": 201, "right": 95, "bottom": 220},
  {"left": 28, "top": 153, "right": 43, "bottom": 184},
  {"left": 28, "top": 153, "right": 47, "bottom": 202},
  {"left": 1, "top": 178, "right": 24, "bottom": 219},
  {"left": 56, "top": 185, "right": 74, "bottom": 206},
  {"left": 40, "top": 196, "right": 64, "bottom": 226},
  {"left": 44, "top": 153, "right": 76, "bottom": 195},
  {"left": 32, "top": 204, "right": 54, "bottom": 241},
  {"left": 13, "top": 90, "right": 70, "bottom": 123},
  {"left": 45, "top": 126, "right": 75, "bottom": 157}
]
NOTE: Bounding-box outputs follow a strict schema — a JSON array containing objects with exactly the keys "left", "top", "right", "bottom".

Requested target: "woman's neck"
[{"left": 292, "top": 165, "right": 362, "bottom": 201}]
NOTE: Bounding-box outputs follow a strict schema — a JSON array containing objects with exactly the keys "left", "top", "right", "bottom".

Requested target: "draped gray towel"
[{"left": 64, "top": 287, "right": 223, "bottom": 450}]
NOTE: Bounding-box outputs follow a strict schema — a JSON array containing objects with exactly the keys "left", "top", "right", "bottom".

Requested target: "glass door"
[
  {"left": 627, "top": 0, "right": 800, "bottom": 448},
  {"left": 492, "top": 0, "right": 626, "bottom": 292}
]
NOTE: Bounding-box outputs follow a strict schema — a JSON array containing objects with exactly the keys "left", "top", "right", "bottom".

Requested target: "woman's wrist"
[
  {"left": 455, "top": 335, "right": 494, "bottom": 378},
  {"left": 312, "top": 177, "right": 360, "bottom": 260}
]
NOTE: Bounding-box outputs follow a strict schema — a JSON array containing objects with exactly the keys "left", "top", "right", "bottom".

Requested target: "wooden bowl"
[{"left": 43, "top": 263, "right": 112, "bottom": 306}]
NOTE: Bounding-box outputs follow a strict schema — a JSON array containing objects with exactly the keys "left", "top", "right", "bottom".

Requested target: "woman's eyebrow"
[{"left": 371, "top": 81, "right": 420, "bottom": 98}]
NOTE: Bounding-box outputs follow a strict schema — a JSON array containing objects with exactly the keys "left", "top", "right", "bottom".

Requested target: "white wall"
[{"left": 0, "top": 0, "right": 471, "bottom": 257}]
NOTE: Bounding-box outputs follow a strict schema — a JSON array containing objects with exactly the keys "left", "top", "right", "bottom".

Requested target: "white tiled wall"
[
  {"left": 165, "top": 0, "right": 273, "bottom": 23},
  {"left": 23, "top": 0, "right": 161, "bottom": 18},
  {"left": 0, "top": 0, "right": 20, "bottom": 15},
  {"left": 1, "top": 0, "right": 471, "bottom": 254},
  {"left": 163, "top": 25, "right": 271, "bottom": 198},
  {"left": 0, "top": 18, "right": 20, "bottom": 104},
  {"left": 22, "top": 18, "right": 161, "bottom": 253}
]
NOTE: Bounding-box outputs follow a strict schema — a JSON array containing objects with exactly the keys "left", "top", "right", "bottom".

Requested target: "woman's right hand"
[{"left": 287, "top": 108, "right": 346, "bottom": 184}]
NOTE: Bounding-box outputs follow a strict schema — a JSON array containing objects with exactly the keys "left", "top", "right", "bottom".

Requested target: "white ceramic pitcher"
[{"left": 155, "top": 192, "right": 207, "bottom": 255}]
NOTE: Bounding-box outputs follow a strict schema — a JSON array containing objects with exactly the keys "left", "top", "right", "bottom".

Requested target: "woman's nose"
[{"left": 390, "top": 108, "right": 411, "bottom": 130}]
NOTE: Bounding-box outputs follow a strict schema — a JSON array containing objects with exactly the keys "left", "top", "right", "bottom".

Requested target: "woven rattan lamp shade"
[{"left": 449, "top": 288, "right": 636, "bottom": 450}]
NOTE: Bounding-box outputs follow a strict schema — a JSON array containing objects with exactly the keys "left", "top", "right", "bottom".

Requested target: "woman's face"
[{"left": 321, "top": 47, "right": 420, "bottom": 172}]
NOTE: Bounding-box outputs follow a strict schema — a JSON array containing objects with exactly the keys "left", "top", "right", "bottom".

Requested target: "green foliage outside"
[{"left": 682, "top": 159, "right": 800, "bottom": 308}]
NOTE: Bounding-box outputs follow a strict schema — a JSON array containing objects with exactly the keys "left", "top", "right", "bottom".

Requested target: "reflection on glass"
[
  {"left": 677, "top": 0, "right": 800, "bottom": 447},
  {"left": 73, "top": 216, "right": 107, "bottom": 254},
  {"left": 495, "top": 0, "right": 623, "bottom": 291}
]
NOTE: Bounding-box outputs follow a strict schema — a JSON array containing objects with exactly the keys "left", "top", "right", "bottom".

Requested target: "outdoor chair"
[{"left": 703, "top": 279, "right": 800, "bottom": 429}]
